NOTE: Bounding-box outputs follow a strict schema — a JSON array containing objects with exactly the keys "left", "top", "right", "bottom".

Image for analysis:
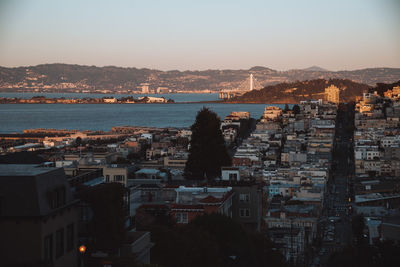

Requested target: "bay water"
[{"left": 0, "top": 93, "right": 283, "bottom": 133}]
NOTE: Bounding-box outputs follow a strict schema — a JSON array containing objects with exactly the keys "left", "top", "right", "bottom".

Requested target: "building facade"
[{"left": 0, "top": 164, "right": 79, "bottom": 267}]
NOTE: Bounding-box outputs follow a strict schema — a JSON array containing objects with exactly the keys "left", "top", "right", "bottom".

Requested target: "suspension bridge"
[{"left": 219, "top": 74, "right": 263, "bottom": 99}]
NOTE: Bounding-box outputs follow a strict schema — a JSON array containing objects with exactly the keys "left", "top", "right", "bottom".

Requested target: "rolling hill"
[{"left": 0, "top": 64, "right": 399, "bottom": 93}]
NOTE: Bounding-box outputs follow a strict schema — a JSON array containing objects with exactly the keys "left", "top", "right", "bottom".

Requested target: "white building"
[
  {"left": 103, "top": 97, "right": 117, "bottom": 103},
  {"left": 141, "top": 83, "right": 150, "bottom": 94},
  {"left": 221, "top": 167, "right": 241, "bottom": 181},
  {"left": 137, "top": 96, "right": 167, "bottom": 103},
  {"left": 262, "top": 106, "right": 283, "bottom": 121}
]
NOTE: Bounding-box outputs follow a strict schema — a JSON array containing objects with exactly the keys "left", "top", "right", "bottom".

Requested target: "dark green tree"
[
  {"left": 75, "top": 136, "right": 82, "bottom": 146},
  {"left": 184, "top": 107, "right": 231, "bottom": 181},
  {"left": 127, "top": 152, "right": 141, "bottom": 162},
  {"left": 150, "top": 213, "right": 285, "bottom": 267},
  {"left": 78, "top": 183, "right": 127, "bottom": 254},
  {"left": 111, "top": 156, "right": 130, "bottom": 164},
  {"left": 328, "top": 241, "right": 400, "bottom": 267},
  {"left": 284, "top": 103, "right": 290, "bottom": 112},
  {"left": 292, "top": 104, "right": 300, "bottom": 115}
]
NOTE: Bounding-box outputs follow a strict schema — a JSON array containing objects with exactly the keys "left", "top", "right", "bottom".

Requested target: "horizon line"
[{"left": 1, "top": 62, "right": 400, "bottom": 73}]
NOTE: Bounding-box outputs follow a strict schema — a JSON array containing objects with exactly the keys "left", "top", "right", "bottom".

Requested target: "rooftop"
[
  {"left": 136, "top": 168, "right": 161, "bottom": 174},
  {"left": 0, "top": 164, "right": 59, "bottom": 176},
  {"left": 175, "top": 186, "right": 232, "bottom": 193},
  {"left": 355, "top": 192, "right": 400, "bottom": 203}
]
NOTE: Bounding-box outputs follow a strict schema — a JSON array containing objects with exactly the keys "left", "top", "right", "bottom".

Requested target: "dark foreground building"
[{"left": 0, "top": 164, "right": 79, "bottom": 267}]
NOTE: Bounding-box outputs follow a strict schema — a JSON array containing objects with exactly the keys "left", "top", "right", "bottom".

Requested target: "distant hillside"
[
  {"left": 302, "top": 66, "right": 330, "bottom": 72},
  {"left": 0, "top": 64, "right": 399, "bottom": 92},
  {"left": 228, "top": 79, "right": 371, "bottom": 103}
]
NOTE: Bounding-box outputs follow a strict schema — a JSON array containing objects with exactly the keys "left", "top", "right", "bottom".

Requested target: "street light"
[
  {"left": 79, "top": 245, "right": 86, "bottom": 267},
  {"left": 79, "top": 245, "right": 86, "bottom": 254}
]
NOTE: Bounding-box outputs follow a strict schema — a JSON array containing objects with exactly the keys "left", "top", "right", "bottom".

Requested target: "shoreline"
[{"left": 0, "top": 100, "right": 291, "bottom": 105}]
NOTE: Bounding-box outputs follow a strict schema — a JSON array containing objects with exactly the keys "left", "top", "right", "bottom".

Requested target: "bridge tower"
[{"left": 219, "top": 73, "right": 263, "bottom": 99}]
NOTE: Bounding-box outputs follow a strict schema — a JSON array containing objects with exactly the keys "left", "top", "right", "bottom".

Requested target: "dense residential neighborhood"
[
  {"left": 352, "top": 87, "right": 400, "bottom": 243},
  {"left": 1, "top": 0, "right": 399, "bottom": 266},
  {"left": 1, "top": 85, "right": 400, "bottom": 266}
]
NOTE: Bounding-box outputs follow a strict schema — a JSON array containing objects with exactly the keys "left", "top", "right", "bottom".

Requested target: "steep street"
[{"left": 319, "top": 103, "right": 354, "bottom": 264}]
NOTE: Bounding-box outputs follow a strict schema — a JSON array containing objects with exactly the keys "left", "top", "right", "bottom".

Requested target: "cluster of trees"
[
  {"left": 77, "top": 183, "right": 127, "bottom": 255},
  {"left": 149, "top": 213, "right": 285, "bottom": 267},
  {"left": 328, "top": 241, "right": 400, "bottom": 267},
  {"left": 328, "top": 214, "right": 400, "bottom": 267},
  {"left": 76, "top": 183, "right": 285, "bottom": 267},
  {"left": 373, "top": 80, "right": 400, "bottom": 96}
]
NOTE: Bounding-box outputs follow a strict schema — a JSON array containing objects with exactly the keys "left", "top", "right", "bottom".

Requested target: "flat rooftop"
[{"left": 0, "top": 164, "right": 59, "bottom": 176}]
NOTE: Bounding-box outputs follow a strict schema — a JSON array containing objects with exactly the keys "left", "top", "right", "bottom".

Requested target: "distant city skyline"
[{"left": 0, "top": 0, "right": 399, "bottom": 71}]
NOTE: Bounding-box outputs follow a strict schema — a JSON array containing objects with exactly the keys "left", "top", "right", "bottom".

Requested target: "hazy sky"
[{"left": 0, "top": 0, "right": 399, "bottom": 71}]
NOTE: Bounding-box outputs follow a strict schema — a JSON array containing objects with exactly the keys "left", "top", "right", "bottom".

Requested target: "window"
[
  {"left": 105, "top": 175, "right": 110, "bottom": 182},
  {"left": 229, "top": 173, "right": 238, "bottom": 181},
  {"left": 56, "top": 228, "right": 64, "bottom": 258},
  {"left": 44, "top": 234, "right": 53, "bottom": 261},
  {"left": 48, "top": 187, "right": 66, "bottom": 209},
  {"left": 176, "top": 212, "right": 188, "bottom": 224},
  {"left": 114, "top": 175, "right": 125, "bottom": 182},
  {"left": 56, "top": 187, "right": 66, "bottom": 207},
  {"left": 239, "top": 193, "right": 250, "bottom": 203},
  {"left": 48, "top": 191, "right": 57, "bottom": 209},
  {"left": 239, "top": 209, "right": 250, "bottom": 217},
  {"left": 66, "top": 224, "right": 74, "bottom": 252}
]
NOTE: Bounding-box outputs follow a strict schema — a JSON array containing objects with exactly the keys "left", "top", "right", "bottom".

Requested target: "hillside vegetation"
[{"left": 228, "top": 79, "right": 371, "bottom": 103}]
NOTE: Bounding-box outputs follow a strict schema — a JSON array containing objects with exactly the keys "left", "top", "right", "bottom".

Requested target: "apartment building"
[{"left": 0, "top": 164, "right": 79, "bottom": 267}]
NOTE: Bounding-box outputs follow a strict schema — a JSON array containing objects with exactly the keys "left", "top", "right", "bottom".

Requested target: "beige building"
[
  {"left": 103, "top": 165, "right": 136, "bottom": 186},
  {"left": 103, "top": 97, "right": 117, "bottom": 103},
  {"left": 324, "top": 85, "right": 340, "bottom": 104},
  {"left": 140, "top": 83, "right": 150, "bottom": 94},
  {"left": 163, "top": 157, "right": 187, "bottom": 168},
  {"left": 0, "top": 164, "right": 79, "bottom": 267}
]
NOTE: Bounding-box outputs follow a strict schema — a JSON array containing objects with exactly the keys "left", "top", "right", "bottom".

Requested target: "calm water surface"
[
  {"left": 0, "top": 92, "right": 219, "bottom": 102},
  {"left": 0, "top": 93, "right": 282, "bottom": 133}
]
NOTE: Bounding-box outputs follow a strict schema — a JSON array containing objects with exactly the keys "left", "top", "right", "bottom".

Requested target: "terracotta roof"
[
  {"left": 163, "top": 185, "right": 180, "bottom": 188},
  {"left": 171, "top": 204, "right": 204, "bottom": 210},
  {"left": 199, "top": 195, "right": 221, "bottom": 204},
  {"left": 137, "top": 204, "right": 169, "bottom": 210}
]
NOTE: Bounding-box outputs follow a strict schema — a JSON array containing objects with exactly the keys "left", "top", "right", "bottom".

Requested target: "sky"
[{"left": 0, "top": 0, "right": 399, "bottom": 71}]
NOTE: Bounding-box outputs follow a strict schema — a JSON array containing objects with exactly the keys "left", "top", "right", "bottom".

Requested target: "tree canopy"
[
  {"left": 150, "top": 213, "right": 285, "bottom": 267},
  {"left": 328, "top": 241, "right": 400, "bottom": 267},
  {"left": 292, "top": 104, "right": 300, "bottom": 115},
  {"left": 78, "top": 183, "right": 127, "bottom": 254},
  {"left": 184, "top": 107, "right": 231, "bottom": 181}
]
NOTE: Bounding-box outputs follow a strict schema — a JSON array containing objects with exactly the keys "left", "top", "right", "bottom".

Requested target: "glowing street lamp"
[
  {"left": 79, "top": 245, "right": 86, "bottom": 254},
  {"left": 79, "top": 245, "right": 86, "bottom": 267}
]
